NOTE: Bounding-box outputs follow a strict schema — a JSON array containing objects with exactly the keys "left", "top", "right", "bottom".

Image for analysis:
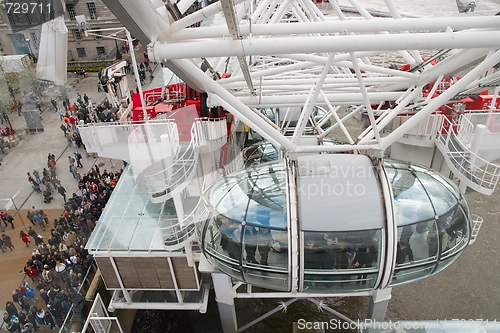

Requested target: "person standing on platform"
[
  {"left": 58, "top": 184, "right": 67, "bottom": 203},
  {"left": 20, "top": 231, "right": 30, "bottom": 247},
  {"left": 2, "top": 234, "right": 14, "bottom": 251}
]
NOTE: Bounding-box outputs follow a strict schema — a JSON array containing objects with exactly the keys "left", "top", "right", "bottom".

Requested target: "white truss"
[{"left": 112, "top": 0, "right": 500, "bottom": 154}]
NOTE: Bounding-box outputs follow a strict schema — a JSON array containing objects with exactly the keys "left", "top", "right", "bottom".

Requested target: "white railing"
[
  {"left": 143, "top": 118, "right": 228, "bottom": 202},
  {"left": 436, "top": 116, "right": 500, "bottom": 193},
  {"left": 456, "top": 115, "right": 475, "bottom": 145},
  {"left": 391, "top": 113, "right": 443, "bottom": 138},
  {"left": 77, "top": 119, "right": 179, "bottom": 152},
  {"left": 457, "top": 112, "right": 500, "bottom": 146},
  {"left": 145, "top": 137, "right": 199, "bottom": 202},
  {"left": 192, "top": 117, "right": 227, "bottom": 145},
  {"left": 469, "top": 214, "right": 483, "bottom": 245},
  {"left": 159, "top": 199, "right": 211, "bottom": 249},
  {"left": 144, "top": 83, "right": 187, "bottom": 104}
]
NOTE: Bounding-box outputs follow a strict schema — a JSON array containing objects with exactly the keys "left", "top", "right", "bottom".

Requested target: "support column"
[
  {"left": 367, "top": 288, "right": 392, "bottom": 320},
  {"left": 212, "top": 272, "right": 238, "bottom": 333}
]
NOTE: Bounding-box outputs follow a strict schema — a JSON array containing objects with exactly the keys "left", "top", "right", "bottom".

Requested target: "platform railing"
[
  {"left": 435, "top": 116, "right": 500, "bottom": 194},
  {"left": 192, "top": 117, "right": 227, "bottom": 144},
  {"left": 159, "top": 199, "right": 211, "bottom": 249},
  {"left": 391, "top": 113, "right": 443, "bottom": 138},
  {"left": 469, "top": 214, "right": 484, "bottom": 245},
  {"left": 144, "top": 123, "right": 199, "bottom": 202},
  {"left": 78, "top": 119, "right": 179, "bottom": 152},
  {"left": 457, "top": 112, "right": 500, "bottom": 145}
]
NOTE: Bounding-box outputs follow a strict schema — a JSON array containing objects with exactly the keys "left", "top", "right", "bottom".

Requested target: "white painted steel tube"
[
  {"left": 235, "top": 92, "right": 404, "bottom": 107},
  {"left": 380, "top": 49, "right": 500, "bottom": 150},
  {"left": 170, "top": 58, "right": 294, "bottom": 150},
  {"left": 170, "top": 0, "right": 246, "bottom": 33},
  {"left": 153, "top": 30, "right": 500, "bottom": 60},
  {"left": 170, "top": 16, "right": 500, "bottom": 40}
]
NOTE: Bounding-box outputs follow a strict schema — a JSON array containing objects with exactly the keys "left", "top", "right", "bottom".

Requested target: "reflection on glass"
[
  {"left": 302, "top": 230, "right": 381, "bottom": 291},
  {"left": 202, "top": 215, "right": 289, "bottom": 290}
]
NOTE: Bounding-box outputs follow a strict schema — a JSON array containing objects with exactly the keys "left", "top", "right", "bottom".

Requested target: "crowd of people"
[{"left": 4, "top": 164, "right": 122, "bottom": 332}]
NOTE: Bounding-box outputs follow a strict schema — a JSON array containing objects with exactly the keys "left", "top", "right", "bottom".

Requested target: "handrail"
[
  {"left": 391, "top": 113, "right": 443, "bottom": 137},
  {"left": 469, "top": 214, "right": 483, "bottom": 245},
  {"left": 193, "top": 117, "right": 227, "bottom": 143},
  {"left": 144, "top": 134, "right": 198, "bottom": 199},
  {"left": 457, "top": 115, "right": 475, "bottom": 145},
  {"left": 77, "top": 120, "right": 179, "bottom": 153},
  {"left": 436, "top": 116, "right": 500, "bottom": 192},
  {"left": 144, "top": 118, "right": 227, "bottom": 201},
  {"left": 159, "top": 199, "right": 211, "bottom": 249}
]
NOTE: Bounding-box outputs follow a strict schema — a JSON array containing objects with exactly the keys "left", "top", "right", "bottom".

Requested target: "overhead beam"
[
  {"left": 169, "top": 16, "right": 500, "bottom": 40},
  {"left": 152, "top": 30, "right": 500, "bottom": 60}
]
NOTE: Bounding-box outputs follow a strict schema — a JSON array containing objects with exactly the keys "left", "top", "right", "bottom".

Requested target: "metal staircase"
[
  {"left": 435, "top": 116, "right": 500, "bottom": 195},
  {"left": 159, "top": 199, "right": 212, "bottom": 250},
  {"left": 144, "top": 118, "right": 227, "bottom": 204}
]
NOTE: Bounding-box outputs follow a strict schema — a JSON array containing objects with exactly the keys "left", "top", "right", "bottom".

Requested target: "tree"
[
  {"left": 0, "top": 68, "right": 15, "bottom": 132},
  {"left": 18, "top": 60, "right": 46, "bottom": 102}
]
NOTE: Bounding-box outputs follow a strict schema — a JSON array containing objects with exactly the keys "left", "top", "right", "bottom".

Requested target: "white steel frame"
[{"left": 107, "top": 0, "right": 500, "bottom": 154}]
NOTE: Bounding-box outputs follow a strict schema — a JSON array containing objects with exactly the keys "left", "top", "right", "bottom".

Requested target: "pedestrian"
[
  {"left": 20, "top": 230, "right": 30, "bottom": 247},
  {"left": 17, "top": 100, "right": 23, "bottom": 116},
  {"left": 58, "top": 184, "right": 67, "bottom": 202},
  {"left": 70, "top": 163, "right": 79, "bottom": 180},
  {"left": 34, "top": 212, "right": 45, "bottom": 231},
  {"left": 50, "top": 98, "right": 57, "bottom": 111},
  {"left": 26, "top": 211, "right": 35, "bottom": 226},
  {"left": 2, "top": 234, "right": 14, "bottom": 251},
  {"left": 83, "top": 93, "right": 89, "bottom": 105},
  {"left": 32, "top": 169, "right": 41, "bottom": 184},
  {"left": 74, "top": 151, "right": 83, "bottom": 168},
  {"left": 6, "top": 313, "right": 20, "bottom": 333},
  {"left": 4, "top": 212, "right": 14, "bottom": 229},
  {"left": 66, "top": 133, "right": 73, "bottom": 148},
  {"left": 56, "top": 108, "right": 64, "bottom": 120},
  {"left": 35, "top": 100, "right": 42, "bottom": 112},
  {"left": 97, "top": 82, "right": 102, "bottom": 92}
]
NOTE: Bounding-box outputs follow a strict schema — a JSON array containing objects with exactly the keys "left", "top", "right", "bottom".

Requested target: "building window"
[
  {"left": 96, "top": 46, "right": 105, "bottom": 55},
  {"left": 30, "top": 33, "right": 38, "bottom": 46},
  {"left": 25, "top": 13, "right": 32, "bottom": 24},
  {"left": 87, "top": 2, "right": 98, "bottom": 19},
  {"left": 76, "top": 47, "right": 86, "bottom": 57},
  {"left": 94, "top": 28, "right": 102, "bottom": 40},
  {"left": 73, "top": 29, "right": 82, "bottom": 41},
  {"left": 66, "top": 4, "right": 76, "bottom": 20}
]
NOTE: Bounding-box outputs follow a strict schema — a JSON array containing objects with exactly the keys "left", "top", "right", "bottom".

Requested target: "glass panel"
[
  {"left": 416, "top": 171, "right": 458, "bottom": 216},
  {"left": 386, "top": 168, "right": 435, "bottom": 225},
  {"left": 439, "top": 207, "right": 469, "bottom": 258},
  {"left": 391, "top": 223, "right": 438, "bottom": 286},
  {"left": 436, "top": 206, "right": 468, "bottom": 257},
  {"left": 303, "top": 272, "right": 378, "bottom": 292},
  {"left": 390, "top": 263, "right": 435, "bottom": 286},
  {"left": 302, "top": 230, "right": 381, "bottom": 291},
  {"left": 243, "top": 268, "right": 289, "bottom": 291},
  {"left": 433, "top": 252, "right": 464, "bottom": 275},
  {"left": 207, "top": 162, "right": 287, "bottom": 230}
]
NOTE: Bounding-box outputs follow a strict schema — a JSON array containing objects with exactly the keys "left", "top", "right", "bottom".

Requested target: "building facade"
[{"left": 0, "top": 0, "right": 123, "bottom": 61}]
